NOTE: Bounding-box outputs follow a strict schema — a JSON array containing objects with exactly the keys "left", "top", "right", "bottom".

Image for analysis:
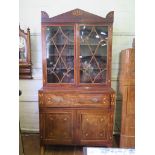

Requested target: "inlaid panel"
[
  {"left": 45, "top": 111, "right": 73, "bottom": 141},
  {"left": 77, "top": 110, "right": 113, "bottom": 143}
]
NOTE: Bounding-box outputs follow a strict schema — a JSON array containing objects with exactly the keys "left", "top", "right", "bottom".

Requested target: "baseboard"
[{"left": 20, "top": 128, "right": 39, "bottom": 134}]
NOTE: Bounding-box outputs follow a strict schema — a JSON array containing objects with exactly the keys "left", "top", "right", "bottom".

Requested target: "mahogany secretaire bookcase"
[{"left": 38, "top": 9, "right": 115, "bottom": 154}]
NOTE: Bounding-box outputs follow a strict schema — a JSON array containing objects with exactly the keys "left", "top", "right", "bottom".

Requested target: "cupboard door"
[
  {"left": 44, "top": 110, "right": 74, "bottom": 144},
  {"left": 77, "top": 110, "right": 113, "bottom": 145}
]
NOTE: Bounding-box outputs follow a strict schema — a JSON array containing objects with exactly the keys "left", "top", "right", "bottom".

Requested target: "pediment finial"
[
  {"left": 106, "top": 11, "right": 114, "bottom": 23},
  {"left": 41, "top": 11, "right": 49, "bottom": 19}
]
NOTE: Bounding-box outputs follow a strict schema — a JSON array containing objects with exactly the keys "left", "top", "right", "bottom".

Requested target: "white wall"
[{"left": 19, "top": 0, "right": 135, "bottom": 133}]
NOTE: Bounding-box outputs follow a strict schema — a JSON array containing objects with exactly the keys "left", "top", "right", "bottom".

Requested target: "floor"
[{"left": 21, "top": 133, "right": 120, "bottom": 155}]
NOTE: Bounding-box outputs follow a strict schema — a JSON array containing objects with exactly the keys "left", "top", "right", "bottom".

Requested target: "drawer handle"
[
  {"left": 51, "top": 96, "right": 64, "bottom": 103},
  {"left": 100, "top": 118, "right": 104, "bottom": 122},
  {"left": 64, "top": 117, "right": 67, "bottom": 121},
  {"left": 91, "top": 98, "right": 99, "bottom": 103}
]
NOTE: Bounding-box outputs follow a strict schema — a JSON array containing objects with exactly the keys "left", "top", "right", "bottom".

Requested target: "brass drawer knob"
[
  {"left": 63, "top": 132, "right": 67, "bottom": 136},
  {"left": 64, "top": 118, "right": 67, "bottom": 121},
  {"left": 51, "top": 96, "right": 64, "bottom": 103},
  {"left": 100, "top": 118, "right": 104, "bottom": 122},
  {"left": 91, "top": 98, "right": 98, "bottom": 103},
  {"left": 50, "top": 132, "right": 53, "bottom": 136},
  {"left": 50, "top": 117, "right": 54, "bottom": 120},
  {"left": 85, "top": 133, "right": 88, "bottom": 136}
]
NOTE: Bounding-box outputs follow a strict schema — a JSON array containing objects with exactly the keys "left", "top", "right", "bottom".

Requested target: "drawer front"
[
  {"left": 43, "top": 93, "right": 111, "bottom": 107},
  {"left": 44, "top": 94, "right": 77, "bottom": 106},
  {"left": 76, "top": 94, "right": 110, "bottom": 105}
]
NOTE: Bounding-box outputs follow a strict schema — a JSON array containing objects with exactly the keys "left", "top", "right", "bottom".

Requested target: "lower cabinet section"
[
  {"left": 40, "top": 108, "right": 114, "bottom": 146},
  {"left": 39, "top": 89, "right": 116, "bottom": 148}
]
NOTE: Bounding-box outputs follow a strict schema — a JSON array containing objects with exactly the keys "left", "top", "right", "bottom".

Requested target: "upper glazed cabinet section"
[{"left": 41, "top": 9, "right": 114, "bottom": 87}]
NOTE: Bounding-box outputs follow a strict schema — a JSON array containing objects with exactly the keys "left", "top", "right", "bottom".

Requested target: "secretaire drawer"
[{"left": 43, "top": 93, "right": 110, "bottom": 107}]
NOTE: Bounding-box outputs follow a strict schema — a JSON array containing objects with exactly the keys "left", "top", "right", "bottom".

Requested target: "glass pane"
[
  {"left": 80, "top": 26, "right": 108, "bottom": 83},
  {"left": 19, "top": 36, "right": 27, "bottom": 62},
  {"left": 46, "top": 26, "right": 74, "bottom": 83}
]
